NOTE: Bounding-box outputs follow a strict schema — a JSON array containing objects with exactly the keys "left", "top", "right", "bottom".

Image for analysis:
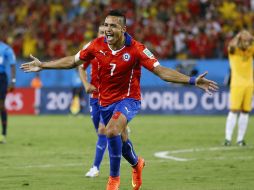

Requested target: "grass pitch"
[{"left": 0, "top": 115, "right": 253, "bottom": 190}]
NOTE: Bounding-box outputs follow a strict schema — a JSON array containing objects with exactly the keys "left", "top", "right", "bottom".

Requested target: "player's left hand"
[
  {"left": 20, "top": 54, "right": 42, "bottom": 72},
  {"left": 85, "top": 83, "right": 97, "bottom": 94},
  {"left": 195, "top": 72, "right": 219, "bottom": 95}
]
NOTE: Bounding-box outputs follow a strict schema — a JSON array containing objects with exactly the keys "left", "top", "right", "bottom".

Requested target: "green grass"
[{"left": 0, "top": 115, "right": 253, "bottom": 190}]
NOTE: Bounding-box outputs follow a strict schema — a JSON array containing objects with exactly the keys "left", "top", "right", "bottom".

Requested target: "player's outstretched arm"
[
  {"left": 153, "top": 65, "right": 218, "bottom": 95},
  {"left": 20, "top": 54, "right": 80, "bottom": 72},
  {"left": 78, "top": 65, "right": 97, "bottom": 94}
]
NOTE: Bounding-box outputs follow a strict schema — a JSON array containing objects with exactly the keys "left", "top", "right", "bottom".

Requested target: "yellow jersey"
[{"left": 228, "top": 45, "right": 254, "bottom": 87}]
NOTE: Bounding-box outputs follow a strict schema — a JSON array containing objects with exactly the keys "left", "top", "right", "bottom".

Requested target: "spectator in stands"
[{"left": 1, "top": 0, "right": 254, "bottom": 59}]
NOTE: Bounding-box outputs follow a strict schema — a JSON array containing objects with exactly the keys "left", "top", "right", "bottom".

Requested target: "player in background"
[
  {"left": 79, "top": 26, "right": 106, "bottom": 177},
  {"left": 79, "top": 25, "right": 130, "bottom": 177},
  {"left": 21, "top": 10, "right": 218, "bottom": 190},
  {"left": 224, "top": 30, "right": 254, "bottom": 146},
  {"left": 0, "top": 40, "right": 16, "bottom": 144}
]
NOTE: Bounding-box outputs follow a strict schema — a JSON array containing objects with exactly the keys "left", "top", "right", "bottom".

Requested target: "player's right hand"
[{"left": 20, "top": 54, "right": 42, "bottom": 72}]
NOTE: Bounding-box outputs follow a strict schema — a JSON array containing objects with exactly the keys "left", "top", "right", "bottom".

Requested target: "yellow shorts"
[{"left": 230, "top": 86, "right": 253, "bottom": 112}]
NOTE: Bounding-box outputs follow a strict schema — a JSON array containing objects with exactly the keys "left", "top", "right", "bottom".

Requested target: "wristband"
[
  {"left": 189, "top": 77, "right": 196, "bottom": 85},
  {"left": 12, "top": 78, "right": 16, "bottom": 83}
]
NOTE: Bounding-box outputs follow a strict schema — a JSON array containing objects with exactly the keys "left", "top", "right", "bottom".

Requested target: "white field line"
[
  {"left": 154, "top": 146, "right": 254, "bottom": 162},
  {"left": 1, "top": 146, "right": 253, "bottom": 169}
]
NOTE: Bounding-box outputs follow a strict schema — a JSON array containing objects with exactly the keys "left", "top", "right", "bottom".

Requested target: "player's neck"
[{"left": 109, "top": 35, "right": 125, "bottom": 51}]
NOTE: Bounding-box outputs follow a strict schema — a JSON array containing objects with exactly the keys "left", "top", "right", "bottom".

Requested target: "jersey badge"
[{"left": 123, "top": 53, "right": 131, "bottom": 62}]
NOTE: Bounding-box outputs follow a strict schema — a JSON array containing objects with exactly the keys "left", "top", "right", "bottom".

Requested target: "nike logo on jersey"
[{"left": 99, "top": 50, "right": 106, "bottom": 55}]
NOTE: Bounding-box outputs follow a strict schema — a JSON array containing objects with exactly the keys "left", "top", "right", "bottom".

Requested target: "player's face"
[
  {"left": 239, "top": 37, "right": 251, "bottom": 51},
  {"left": 97, "top": 26, "right": 105, "bottom": 38},
  {"left": 104, "top": 16, "right": 126, "bottom": 46},
  {"left": 239, "top": 31, "right": 252, "bottom": 50}
]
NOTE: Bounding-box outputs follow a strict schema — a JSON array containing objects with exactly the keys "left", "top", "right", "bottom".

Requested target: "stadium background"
[
  {"left": 2, "top": 0, "right": 254, "bottom": 115},
  {"left": 1, "top": 1, "right": 254, "bottom": 190}
]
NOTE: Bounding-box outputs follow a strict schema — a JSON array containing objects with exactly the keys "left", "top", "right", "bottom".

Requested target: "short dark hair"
[{"left": 107, "top": 9, "right": 126, "bottom": 25}]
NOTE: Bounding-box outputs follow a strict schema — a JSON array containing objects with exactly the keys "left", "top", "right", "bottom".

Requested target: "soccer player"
[
  {"left": 79, "top": 25, "right": 108, "bottom": 177},
  {"left": 0, "top": 41, "right": 16, "bottom": 144},
  {"left": 21, "top": 10, "right": 218, "bottom": 190},
  {"left": 79, "top": 57, "right": 105, "bottom": 177},
  {"left": 224, "top": 30, "right": 254, "bottom": 146}
]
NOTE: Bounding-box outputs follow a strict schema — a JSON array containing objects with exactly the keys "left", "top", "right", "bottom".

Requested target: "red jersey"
[
  {"left": 76, "top": 33, "right": 159, "bottom": 106},
  {"left": 82, "top": 58, "right": 99, "bottom": 99}
]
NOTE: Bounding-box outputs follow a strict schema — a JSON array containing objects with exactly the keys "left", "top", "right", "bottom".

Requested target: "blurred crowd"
[{"left": 1, "top": 0, "right": 254, "bottom": 59}]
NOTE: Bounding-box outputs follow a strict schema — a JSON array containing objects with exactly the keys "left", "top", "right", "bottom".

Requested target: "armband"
[{"left": 189, "top": 77, "right": 196, "bottom": 85}]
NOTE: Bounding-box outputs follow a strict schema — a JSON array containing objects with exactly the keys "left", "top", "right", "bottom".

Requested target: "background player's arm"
[
  {"left": 228, "top": 33, "right": 241, "bottom": 54},
  {"left": 153, "top": 65, "right": 218, "bottom": 94},
  {"left": 78, "top": 65, "right": 96, "bottom": 94},
  {"left": 6, "top": 46, "right": 16, "bottom": 91},
  {"left": 8, "top": 64, "right": 16, "bottom": 91},
  {"left": 228, "top": 30, "right": 254, "bottom": 54}
]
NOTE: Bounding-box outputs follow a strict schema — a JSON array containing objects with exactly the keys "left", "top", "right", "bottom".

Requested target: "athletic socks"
[
  {"left": 225, "top": 112, "right": 249, "bottom": 143},
  {"left": 93, "top": 134, "right": 107, "bottom": 169},
  {"left": 122, "top": 139, "right": 138, "bottom": 166},
  {"left": 1, "top": 111, "right": 7, "bottom": 136},
  {"left": 237, "top": 113, "right": 249, "bottom": 142},
  {"left": 108, "top": 135, "right": 122, "bottom": 177},
  {"left": 225, "top": 111, "right": 237, "bottom": 141}
]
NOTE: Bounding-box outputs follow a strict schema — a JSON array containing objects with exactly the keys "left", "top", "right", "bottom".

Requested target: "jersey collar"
[{"left": 104, "top": 32, "right": 132, "bottom": 47}]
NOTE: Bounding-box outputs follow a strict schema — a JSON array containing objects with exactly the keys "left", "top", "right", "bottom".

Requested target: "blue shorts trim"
[
  {"left": 89, "top": 98, "right": 104, "bottom": 131},
  {"left": 100, "top": 98, "right": 141, "bottom": 126}
]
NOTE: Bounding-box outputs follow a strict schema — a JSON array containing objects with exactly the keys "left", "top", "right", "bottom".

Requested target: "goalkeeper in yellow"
[{"left": 225, "top": 30, "right": 254, "bottom": 146}]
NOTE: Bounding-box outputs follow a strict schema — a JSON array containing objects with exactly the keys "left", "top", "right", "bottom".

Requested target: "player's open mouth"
[{"left": 106, "top": 34, "right": 114, "bottom": 41}]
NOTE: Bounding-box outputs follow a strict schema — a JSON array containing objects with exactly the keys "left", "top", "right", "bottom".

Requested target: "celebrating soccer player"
[
  {"left": 224, "top": 30, "right": 254, "bottom": 146},
  {"left": 21, "top": 10, "right": 218, "bottom": 190}
]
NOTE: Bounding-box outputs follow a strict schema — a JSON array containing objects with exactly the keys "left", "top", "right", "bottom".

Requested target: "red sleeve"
[
  {"left": 137, "top": 43, "right": 159, "bottom": 71},
  {"left": 79, "top": 41, "right": 96, "bottom": 62}
]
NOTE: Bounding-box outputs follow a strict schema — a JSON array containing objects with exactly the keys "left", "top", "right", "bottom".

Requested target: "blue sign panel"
[
  {"left": 40, "top": 88, "right": 89, "bottom": 114},
  {"left": 38, "top": 86, "right": 254, "bottom": 115},
  {"left": 140, "top": 86, "right": 230, "bottom": 115}
]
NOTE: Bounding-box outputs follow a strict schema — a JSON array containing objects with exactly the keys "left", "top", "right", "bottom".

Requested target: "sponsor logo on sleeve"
[{"left": 143, "top": 48, "right": 154, "bottom": 58}]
